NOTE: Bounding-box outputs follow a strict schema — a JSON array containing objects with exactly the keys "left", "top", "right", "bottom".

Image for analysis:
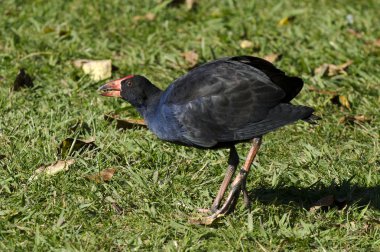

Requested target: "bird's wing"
[{"left": 160, "top": 58, "right": 292, "bottom": 147}]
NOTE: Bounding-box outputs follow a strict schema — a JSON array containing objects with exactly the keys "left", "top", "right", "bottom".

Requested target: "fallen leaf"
[
  {"left": 339, "top": 115, "right": 371, "bottom": 124},
  {"left": 331, "top": 95, "right": 351, "bottom": 110},
  {"left": 314, "top": 60, "right": 353, "bottom": 77},
  {"left": 29, "top": 159, "right": 75, "bottom": 181},
  {"left": 278, "top": 16, "right": 296, "bottom": 26},
  {"left": 86, "top": 168, "right": 116, "bottom": 183},
  {"left": 182, "top": 51, "right": 199, "bottom": 67},
  {"left": 308, "top": 86, "right": 338, "bottom": 95},
  {"left": 13, "top": 69, "right": 34, "bottom": 91},
  {"left": 263, "top": 53, "right": 282, "bottom": 63},
  {"left": 309, "top": 195, "right": 335, "bottom": 212},
  {"left": 240, "top": 40, "right": 254, "bottom": 49},
  {"left": 132, "top": 12, "right": 156, "bottom": 22},
  {"left": 73, "top": 59, "right": 112, "bottom": 81},
  {"left": 104, "top": 114, "right": 147, "bottom": 130},
  {"left": 59, "top": 137, "right": 97, "bottom": 157}
]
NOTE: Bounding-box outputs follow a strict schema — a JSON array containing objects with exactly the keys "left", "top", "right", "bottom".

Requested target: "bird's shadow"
[{"left": 248, "top": 179, "right": 380, "bottom": 211}]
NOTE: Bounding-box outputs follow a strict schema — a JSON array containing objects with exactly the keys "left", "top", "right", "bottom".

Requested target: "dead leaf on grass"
[
  {"left": 314, "top": 60, "right": 353, "bottom": 77},
  {"left": 132, "top": 12, "right": 156, "bottom": 22},
  {"left": 239, "top": 40, "right": 254, "bottom": 49},
  {"left": 263, "top": 53, "right": 282, "bottom": 63},
  {"left": 104, "top": 114, "right": 147, "bottom": 130},
  {"left": 278, "top": 16, "right": 296, "bottom": 26},
  {"left": 59, "top": 137, "right": 97, "bottom": 156},
  {"left": 73, "top": 59, "right": 112, "bottom": 81},
  {"left": 13, "top": 69, "right": 34, "bottom": 91},
  {"left": 339, "top": 115, "right": 371, "bottom": 124},
  {"left": 188, "top": 216, "right": 218, "bottom": 225},
  {"left": 331, "top": 95, "right": 351, "bottom": 110},
  {"left": 86, "top": 168, "right": 116, "bottom": 183},
  {"left": 29, "top": 159, "right": 75, "bottom": 181},
  {"left": 181, "top": 51, "right": 199, "bottom": 67}
]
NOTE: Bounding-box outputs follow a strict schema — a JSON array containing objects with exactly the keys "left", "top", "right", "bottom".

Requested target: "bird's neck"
[{"left": 136, "top": 85, "right": 162, "bottom": 118}]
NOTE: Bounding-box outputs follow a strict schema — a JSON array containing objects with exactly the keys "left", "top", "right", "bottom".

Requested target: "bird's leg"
[
  {"left": 210, "top": 146, "right": 239, "bottom": 213},
  {"left": 207, "top": 137, "right": 262, "bottom": 220},
  {"left": 241, "top": 178, "right": 250, "bottom": 209}
]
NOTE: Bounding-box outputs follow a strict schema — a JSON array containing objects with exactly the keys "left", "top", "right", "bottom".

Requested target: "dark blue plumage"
[
  {"left": 99, "top": 55, "right": 318, "bottom": 218},
  {"left": 104, "top": 56, "right": 315, "bottom": 148}
]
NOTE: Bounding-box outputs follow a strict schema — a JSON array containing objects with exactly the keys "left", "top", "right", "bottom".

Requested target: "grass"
[{"left": 1, "top": 0, "right": 380, "bottom": 250}]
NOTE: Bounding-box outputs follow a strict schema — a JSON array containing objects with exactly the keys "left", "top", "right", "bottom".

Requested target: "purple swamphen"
[{"left": 99, "top": 56, "right": 318, "bottom": 221}]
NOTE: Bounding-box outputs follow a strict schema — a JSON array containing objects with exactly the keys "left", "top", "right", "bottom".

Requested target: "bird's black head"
[{"left": 99, "top": 75, "right": 161, "bottom": 109}]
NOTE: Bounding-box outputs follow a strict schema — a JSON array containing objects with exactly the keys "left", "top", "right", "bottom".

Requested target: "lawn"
[{"left": 1, "top": 0, "right": 379, "bottom": 250}]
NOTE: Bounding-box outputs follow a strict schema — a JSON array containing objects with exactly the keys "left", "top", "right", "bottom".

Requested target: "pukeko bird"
[{"left": 99, "top": 56, "right": 318, "bottom": 221}]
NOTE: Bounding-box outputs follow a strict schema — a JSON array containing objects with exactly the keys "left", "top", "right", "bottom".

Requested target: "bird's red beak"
[{"left": 98, "top": 75, "right": 134, "bottom": 97}]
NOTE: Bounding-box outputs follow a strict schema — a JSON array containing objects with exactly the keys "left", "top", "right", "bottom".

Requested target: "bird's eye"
[{"left": 126, "top": 80, "right": 132, "bottom": 87}]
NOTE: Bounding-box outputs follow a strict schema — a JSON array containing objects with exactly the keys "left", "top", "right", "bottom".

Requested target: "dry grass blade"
[
  {"left": 308, "top": 86, "right": 338, "bottom": 95},
  {"left": 132, "top": 12, "right": 156, "bottom": 22},
  {"left": 104, "top": 114, "right": 147, "bottom": 130},
  {"left": 339, "top": 115, "right": 372, "bottom": 124}
]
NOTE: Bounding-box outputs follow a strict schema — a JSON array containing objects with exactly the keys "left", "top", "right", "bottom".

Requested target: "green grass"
[{"left": 1, "top": 0, "right": 380, "bottom": 250}]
